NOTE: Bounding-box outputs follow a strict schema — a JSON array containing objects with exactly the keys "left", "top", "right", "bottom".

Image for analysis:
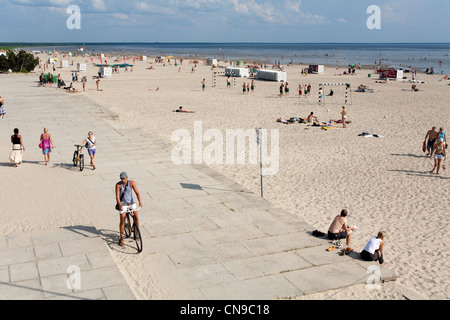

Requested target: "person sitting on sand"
[
  {"left": 307, "top": 112, "right": 317, "bottom": 122},
  {"left": 411, "top": 84, "right": 421, "bottom": 91},
  {"left": 328, "top": 209, "right": 356, "bottom": 248},
  {"left": 65, "top": 83, "right": 78, "bottom": 93},
  {"left": 360, "top": 231, "right": 386, "bottom": 265},
  {"left": 174, "top": 106, "right": 195, "bottom": 113},
  {"left": 358, "top": 84, "right": 368, "bottom": 90}
]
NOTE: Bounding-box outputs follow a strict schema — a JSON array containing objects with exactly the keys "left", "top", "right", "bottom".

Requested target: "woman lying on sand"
[
  {"left": 174, "top": 106, "right": 195, "bottom": 113},
  {"left": 276, "top": 118, "right": 290, "bottom": 124}
]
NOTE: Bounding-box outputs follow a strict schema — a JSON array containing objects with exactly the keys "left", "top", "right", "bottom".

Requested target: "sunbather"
[
  {"left": 276, "top": 117, "right": 290, "bottom": 124},
  {"left": 174, "top": 106, "right": 195, "bottom": 113}
]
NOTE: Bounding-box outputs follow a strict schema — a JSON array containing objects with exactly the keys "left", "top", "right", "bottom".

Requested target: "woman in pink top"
[{"left": 40, "top": 128, "right": 54, "bottom": 166}]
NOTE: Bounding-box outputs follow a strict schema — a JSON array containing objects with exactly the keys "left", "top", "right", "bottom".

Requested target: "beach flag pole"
[{"left": 256, "top": 127, "right": 264, "bottom": 197}]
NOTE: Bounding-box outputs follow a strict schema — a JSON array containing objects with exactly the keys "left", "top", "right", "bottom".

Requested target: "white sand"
[{"left": 28, "top": 53, "right": 450, "bottom": 299}]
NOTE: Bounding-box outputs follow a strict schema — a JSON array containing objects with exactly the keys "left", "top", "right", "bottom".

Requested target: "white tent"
[
  {"left": 100, "top": 67, "right": 112, "bottom": 78},
  {"left": 77, "top": 63, "right": 87, "bottom": 72},
  {"left": 309, "top": 64, "right": 324, "bottom": 74},
  {"left": 257, "top": 70, "right": 287, "bottom": 82},
  {"left": 225, "top": 67, "right": 249, "bottom": 77},
  {"left": 207, "top": 59, "right": 218, "bottom": 66}
]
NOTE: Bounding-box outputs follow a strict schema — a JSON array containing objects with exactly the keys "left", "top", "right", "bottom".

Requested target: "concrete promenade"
[{"left": 0, "top": 74, "right": 395, "bottom": 300}]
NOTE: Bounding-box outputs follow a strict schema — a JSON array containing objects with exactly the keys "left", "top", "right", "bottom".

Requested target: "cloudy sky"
[{"left": 0, "top": 0, "right": 448, "bottom": 43}]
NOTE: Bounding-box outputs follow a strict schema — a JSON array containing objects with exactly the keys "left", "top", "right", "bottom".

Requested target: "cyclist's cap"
[{"left": 120, "top": 172, "right": 128, "bottom": 179}]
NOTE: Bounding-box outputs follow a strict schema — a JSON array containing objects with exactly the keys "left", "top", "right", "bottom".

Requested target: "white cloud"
[
  {"left": 91, "top": 0, "right": 106, "bottom": 11},
  {"left": 230, "top": 0, "right": 326, "bottom": 24}
]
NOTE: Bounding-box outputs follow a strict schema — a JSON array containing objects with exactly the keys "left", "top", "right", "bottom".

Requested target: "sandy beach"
[{"left": 5, "top": 52, "right": 450, "bottom": 300}]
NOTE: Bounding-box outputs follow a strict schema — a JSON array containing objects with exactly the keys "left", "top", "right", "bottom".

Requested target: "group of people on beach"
[
  {"left": 9, "top": 127, "right": 97, "bottom": 169},
  {"left": 326, "top": 209, "right": 386, "bottom": 265},
  {"left": 424, "top": 127, "right": 447, "bottom": 174},
  {"left": 7, "top": 124, "right": 142, "bottom": 249},
  {"left": 242, "top": 80, "right": 256, "bottom": 94},
  {"left": 277, "top": 107, "right": 349, "bottom": 129},
  {"left": 39, "top": 71, "right": 97, "bottom": 93},
  {"left": 298, "top": 83, "right": 311, "bottom": 98}
]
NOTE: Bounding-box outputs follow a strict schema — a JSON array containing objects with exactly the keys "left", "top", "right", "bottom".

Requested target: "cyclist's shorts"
[{"left": 120, "top": 203, "right": 137, "bottom": 214}]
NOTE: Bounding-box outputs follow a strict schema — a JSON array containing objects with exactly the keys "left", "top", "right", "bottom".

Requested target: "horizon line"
[{"left": 2, "top": 42, "right": 450, "bottom": 45}]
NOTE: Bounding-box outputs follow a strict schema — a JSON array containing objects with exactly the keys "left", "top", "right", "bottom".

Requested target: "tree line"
[{"left": 0, "top": 50, "right": 39, "bottom": 73}]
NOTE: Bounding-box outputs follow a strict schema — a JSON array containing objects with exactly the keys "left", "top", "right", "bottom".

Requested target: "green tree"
[{"left": 0, "top": 50, "right": 39, "bottom": 73}]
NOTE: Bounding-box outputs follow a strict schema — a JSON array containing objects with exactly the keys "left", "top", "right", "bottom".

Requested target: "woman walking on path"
[
  {"left": 0, "top": 95, "right": 6, "bottom": 119},
  {"left": 10, "top": 128, "right": 25, "bottom": 167},
  {"left": 430, "top": 138, "right": 446, "bottom": 174},
  {"left": 40, "top": 128, "right": 54, "bottom": 166},
  {"left": 78, "top": 131, "right": 97, "bottom": 170}
]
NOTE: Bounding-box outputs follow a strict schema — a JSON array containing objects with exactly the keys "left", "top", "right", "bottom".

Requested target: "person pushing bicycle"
[{"left": 116, "top": 172, "right": 143, "bottom": 247}]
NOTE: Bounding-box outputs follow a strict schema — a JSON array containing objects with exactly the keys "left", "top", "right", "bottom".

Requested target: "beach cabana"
[
  {"left": 308, "top": 64, "right": 324, "bottom": 74},
  {"left": 207, "top": 59, "right": 218, "bottom": 67},
  {"left": 225, "top": 67, "right": 250, "bottom": 77},
  {"left": 257, "top": 70, "right": 287, "bottom": 82},
  {"left": 99, "top": 67, "right": 112, "bottom": 78},
  {"left": 379, "top": 69, "right": 404, "bottom": 79},
  {"left": 60, "top": 60, "right": 69, "bottom": 68},
  {"left": 77, "top": 63, "right": 87, "bottom": 72}
]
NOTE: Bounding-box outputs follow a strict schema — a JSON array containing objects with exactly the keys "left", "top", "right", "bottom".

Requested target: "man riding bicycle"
[{"left": 116, "top": 172, "right": 143, "bottom": 247}]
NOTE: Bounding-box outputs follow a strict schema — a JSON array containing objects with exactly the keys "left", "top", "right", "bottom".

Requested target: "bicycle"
[
  {"left": 72, "top": 144, "right": 85, "bottom": 171},
  {"left": 121, "top": 205, "right": 143, "bottom": 253}
]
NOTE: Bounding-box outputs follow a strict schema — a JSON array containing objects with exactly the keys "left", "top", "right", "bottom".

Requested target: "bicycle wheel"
[
  {"left": 134, "top": 224, "right": 143, "bottom": 253},
  {"left": 72, "top": 151, "right": 78, "bottom": 166},
  {"left": 79, "top": 154, "right": 84, "bottom": 171},
  {"left": 124, "top": 214, "right": 132, "bottom": 238}
]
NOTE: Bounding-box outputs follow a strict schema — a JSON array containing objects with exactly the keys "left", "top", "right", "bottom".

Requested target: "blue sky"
[{"left": 0, "top": 0, "right": 448, "bottom": 43}]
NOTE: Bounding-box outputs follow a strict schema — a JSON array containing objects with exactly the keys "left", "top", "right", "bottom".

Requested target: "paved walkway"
[
  {"left": 0, "top": 226, "right": 135, "bottom": 300},
  {"left": 0, "top": 74, "right": 395, "bottom": 300}
]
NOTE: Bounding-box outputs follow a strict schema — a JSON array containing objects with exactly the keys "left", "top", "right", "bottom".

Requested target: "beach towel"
[{"left": 358, "top": 132, "right": 384, "bottom": 138}]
